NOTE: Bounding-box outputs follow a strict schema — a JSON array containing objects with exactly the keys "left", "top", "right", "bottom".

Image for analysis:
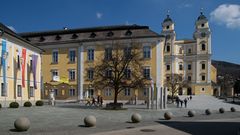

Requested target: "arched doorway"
[{"left": 187, "top": 87, "right": 192, "bottom": 95}]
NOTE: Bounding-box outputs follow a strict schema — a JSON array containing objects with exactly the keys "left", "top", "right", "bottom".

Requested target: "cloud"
[
  {"left": 96, "top": 12, "right": 103, "bottom": 19},
  {"left": 210, "top": 4, "right": 240, "bottom": 29},
  {"left": 7, "top": 26, "right": 16, "bottom": 32}
]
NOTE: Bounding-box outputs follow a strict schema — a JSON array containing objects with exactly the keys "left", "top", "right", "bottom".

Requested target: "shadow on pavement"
[{"left": 156, "top": 121, "right": 240, "bottom": 135}]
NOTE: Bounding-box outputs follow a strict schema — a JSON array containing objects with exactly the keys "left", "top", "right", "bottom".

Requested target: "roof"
[
  {"left": 175, "top": 39, "right": 196, "bottom": 44},
  {"left": 19, "top": 24, "right": 163, "bottom": 45},
  {"left": 20, "top": 24, "right": 150, "bottom": 37},
  {"left": 0, "top": 22, "right": 43, "bottom": 52},
  {"left": 197, "top": 12, "right": 207, "bottom": 21},
  {"left": 163, "top": 15, "right": 173, "bottom": 23}
]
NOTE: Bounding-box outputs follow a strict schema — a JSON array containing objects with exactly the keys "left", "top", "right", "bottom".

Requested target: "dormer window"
[
  {"left": 166, "top": 25, "right": 170, "bottom": 29},
  {"left": 90, "top": 32, "right": 96, "bottom": 38},
  {"left": 107, "top": 31, "right": 114, "bottom": 37},
  {"left": 125, "top": 30, "right": 132, "bottom": 36},
  {"left": 201, "top": 23, "right": 205, "bottom": 27},
  {"left": 55, "top": 35, "right": 61, "bottom": 40},
  {"left": 39, "top": 36, "right": 45, "bottom": 42},
  {"left": 71, "top": 33, "right": 78, "bottom": 39}
]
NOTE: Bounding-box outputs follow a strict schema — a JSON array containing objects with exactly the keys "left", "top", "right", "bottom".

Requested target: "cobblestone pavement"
[{"left": 0, "top": 95, "right": 239, "bottom": 135}]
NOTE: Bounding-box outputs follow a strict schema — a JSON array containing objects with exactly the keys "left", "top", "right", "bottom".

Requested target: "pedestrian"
[
  {"left": 190, "top": 95, "right": 192, "bottom": 100},
  {"left": 180, "top": 100, "right": 183, "bottom": 107},
  {"left": 85, "top": 96, "right": 91, "bottom": 106},
  {"left": 91, "top": 97, "right": 97, "bottom": 106},
  {"left": 97, "top": 95, "right": 100, "bottom": 105},
  {"left": 100, "top": 96, "right": 103, "bottom": 107},
  {"left": 176, "top": 97, "right": 180, "bottom": 108},
  {"left": 184, "top": 98, "right": 187, "bottom": 108}
]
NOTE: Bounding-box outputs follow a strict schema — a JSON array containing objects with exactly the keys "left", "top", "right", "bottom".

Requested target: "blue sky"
[{"left": 0, "top": 0, "right": 240, "bottom": 64}]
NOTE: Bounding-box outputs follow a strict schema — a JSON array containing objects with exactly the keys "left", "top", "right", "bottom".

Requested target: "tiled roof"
[
  {"left": 0, "top": 22, "right": 43, "bottom": 51},
  {"left": 19, "top": 24, "right": 163, "bottom": 45}
]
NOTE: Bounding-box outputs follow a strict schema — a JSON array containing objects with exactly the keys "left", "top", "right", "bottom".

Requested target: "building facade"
[
  {"left": 20, "top": 12, "right": 216, "bottom": 100},
  {"left": 162, "top": 12, "right": 214, "bottom": 95},
  {"left": 21, "top": 25, "right": 165, "bottom": 101},
  {"left": 0, "top": 23, "right": 42, "bottom": 106}
]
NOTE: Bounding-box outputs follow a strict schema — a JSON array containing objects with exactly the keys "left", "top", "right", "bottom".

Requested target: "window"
[
  {"left": 143, "top": 67, "right": 150, "bottom": 79},
  {"left": 106, "top": 69, "right": 112, "bottom": 78},
  {"left": 179, "top": 48, "right": 183, "bottom": 54},
  {"left": 202, "top": 75, "right": 205, "bottom": 81},
  {"left": 17, "top": 55, "right": 21, "bottom": 69},
  {"left": 1, "top": 83, "right": 6, "bottom": 96},
  {"left": 69, "top": 50, "right": 76, "bottom": 62},
  {"left": 179, "top": 64, "right": 183, "bottom": 70},
  {"left": 30, "top": 59, "right": 33, "bottom": 71},
  {"left": 54, "top": 89, "right": 58, "bottom": 96},
  {"left": 202, "top": 44, "right": 206, "bottom": 51},
  {"left": 166, "top": 45, "right": 170, "bottom": 52},
  {"left": 69, "top": 89, "right": 75, "bottom": 96},
  {"left": 188, "top": 49, "right": 192, "bottom": 54},
  {"left": 69, "top": 69, "right": 76, "bottom": 80},
  {"left": 188, "top": 64, "right": 192, "bottom": 70},
  {"left": 188, "top": 76, "right": 191, "bottom": 81},
  {"left": 51, "top": 70, "right": 58, "bottom": 80},
  {"left": 124, "top": 68, "right": 131, "bottom": 79},
  {"left": 166, "top": 25, "right": 170, "bottom": 29},
  {"left": 201, "top": 23, "right": 205, "bottom": 27},
  {"left": 104, "top": 48, "right": 112, "bottom": 60},
  {"left": 87, "top": 49, "right": 94, "bottom": 61},
  {"left": 124, "top": 88, "right": 130, "bottom": 96},
  {"left": 30, "top": 86, "right": 34, "bottom": 97},
  {"left": 202, "top": 63, "right": 205, "bottom": 70},
  {"left": 143, "top": 46, "right": 151, "bottom": 58},
  {"left": 166, "top": 76, "right": 170, "bottom": 81},
  {"left": 88, "top": 69, "right": 94, "bottom": 80},
  {"left": 143, "top": 88, "right": 148, "bottom": 96},
  {"left": 166, "top": 65, "right": 170, "bottom": 70},
  {"left": 52, "top": 50, "right": 58, "bottom": 63},
  {"left": 105, "top": 88, "right": 112, "bottom": 96},
  {"left": 124, "top": 47, "right": 132, "bottom": 58},
  {"left": 88, "top": 89, "right": 94, "bottom": 98},
  {"left": 202, "top": 88, "right": 205, "bottom": 91},
  {"left": 17, "top": 85, "right": 22, "bottom": 97}
]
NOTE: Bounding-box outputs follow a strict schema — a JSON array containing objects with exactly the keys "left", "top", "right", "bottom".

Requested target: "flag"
[
  {"left": 32, "top": 54, "right": 38, "bottom": 89},
  {"left": 21, "top": 48, "right": 26, "bottom": 87},
  {"left": 1, "top": 40, "right": 7, "bottom": 96}
]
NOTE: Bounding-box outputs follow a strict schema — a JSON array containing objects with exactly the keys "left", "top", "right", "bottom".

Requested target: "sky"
[{"left": 0, "top": 0, "right": 240, "bottom": 64}]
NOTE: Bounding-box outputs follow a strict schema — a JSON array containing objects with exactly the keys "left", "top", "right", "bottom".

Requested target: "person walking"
[
  {"left": 180, "top": 100, "right": 183, "bottom": 108},
  {"left": 190, "top": 95, "right": 192, "bottom": 100},
  {"left": 91, "top": 97, "right": 97, "bottom": 106},
  {"left": 100, "top": 96, "right": 103, "bottom": 107},
  {"left": 184, "top": 98, "right": 188, "bottom": 108},
  {"left": 85, "top": 96, "right": 91, "bottom": 106},
  {"left": 176, "top": 97, "right": 180, "bottom": 108},
  {"left": 97, "top": 95, "right": 100, "bottom": 105}
]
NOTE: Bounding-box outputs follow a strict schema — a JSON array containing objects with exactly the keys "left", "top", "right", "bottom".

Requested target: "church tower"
[{"left": 193, "top": 10, "right": 212, "bottom": 86}]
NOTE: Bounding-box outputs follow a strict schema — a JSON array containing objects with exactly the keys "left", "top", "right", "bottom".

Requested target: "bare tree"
[
  {"left": 92, "top": 43, "right": 147, "bottom": 104},
  {"left": 164, "top": 74, "right": 188, "bottom": 103}
]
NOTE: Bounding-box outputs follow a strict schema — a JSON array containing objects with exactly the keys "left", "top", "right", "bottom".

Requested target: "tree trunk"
[
  {"left": 114, "top": 89, "right": 118, "bottom": 104},
  {"left": 171, "top": 92, "right": 174, "bottom": 103}
]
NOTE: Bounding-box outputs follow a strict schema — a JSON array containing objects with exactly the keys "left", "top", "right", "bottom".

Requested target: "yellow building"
[
  {"left": 0, "top": 23, "right": 42, "bottom": 106},
  {"left": 20, "top": 12, "right": 217, "bottom": 101},
  {"left": 21, "top": 25, "right": 164, "bottom": 102}
]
